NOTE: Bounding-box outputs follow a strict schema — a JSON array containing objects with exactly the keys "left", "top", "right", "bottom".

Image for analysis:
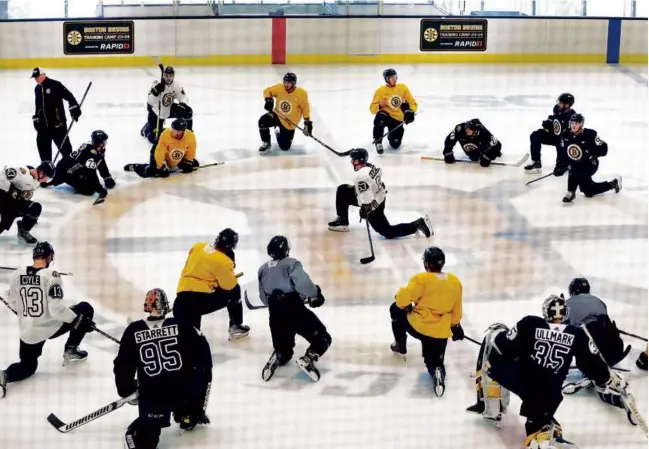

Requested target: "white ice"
[{"left": 0, "top": 64, "right": 646, "bottom": 449}]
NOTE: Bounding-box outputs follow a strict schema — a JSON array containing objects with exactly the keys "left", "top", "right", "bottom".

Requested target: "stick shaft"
[{"left": 53, "top": 81, "right": 93, "bottom": 164}]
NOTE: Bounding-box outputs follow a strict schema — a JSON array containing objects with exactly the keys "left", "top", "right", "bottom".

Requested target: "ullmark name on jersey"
[
  {"left": 134, "top": 325, "right": 179, "bottom": 344},
  {"left": 535, "top": 328, "right": 575, "bottom": 346}
]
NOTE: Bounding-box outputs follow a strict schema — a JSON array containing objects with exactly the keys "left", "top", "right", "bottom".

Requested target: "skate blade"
[
  {"left": 296, "top": 360, "right": 320, "bottom": 382},
  {"left": 391, "top": 351, "right": 406, "bottom": 362},
  {"left": 524, "top": 168, "right": 542, "bottom": 174},
  {"left": 62, "top": 357, "right": 87, "bottom": 367},
  {"left": 327, "top": 226, "right": 349, "bottom": 232},
  {"left": 228, "top": 331, "right": 250, "bottom": 341},
  {"left": 434, "top": 384, "right": 445, "bottom": 397}
]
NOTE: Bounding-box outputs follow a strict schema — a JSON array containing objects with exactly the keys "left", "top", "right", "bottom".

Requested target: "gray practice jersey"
[
  {"left": 257, "top": 257, "right": 318, "bottom": 305},
  {"left": 566, "top": 293, "right": 608, "bottom": 327}
]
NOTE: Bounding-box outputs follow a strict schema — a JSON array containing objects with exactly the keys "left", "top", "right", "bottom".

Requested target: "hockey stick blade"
[
  {"left": 360, "top": 220, "right": 375, "bottom": 264},
  {"left": 46, "top": 393, "right": 135, "bottom": 433},
  {"left": 525, "top": 172, "right": 553, "bottom": 186},
  {"left": 360, "top": 255, "right": 375, "bottom": 265},
  {"left": 93, "top": 197, "right": 106, "bottom": 206},
  {"left": 244, "top": 290, "right": 267, "bottom": 310}
]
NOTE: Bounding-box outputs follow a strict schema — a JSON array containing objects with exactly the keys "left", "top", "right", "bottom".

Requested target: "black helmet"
[
  {"left": 171, "top": 118, "right": 187, "bottom": 132},
  {"left": 36, "top": 161, "right": 55, "bottom": 179},
  {"left": 33, "top": 241, "right": 54, "bottom": 261},
  {"left": 465, "top": 118, "right": 483, "bottom": 131},
  {"left": 267, "top": 235, "right": 291, "bottom": 260},
  {"left": 350, "top": 148, "right": 368, "bottom": 165},
  {"left": 144, "top": 288, "right": 170, "bottom": 317},
  {"left": 215, "top": 228, "right": 239, "bottom": 251},
  {"left": 542, "top": 294, "right": 568, "bottom": 323},
  {"left": 91, "top": 130, "right": 108, "bottom": 147},
  {"left": 163, "top": 66, "right": 175, "bottom": 75},
  {"left": 423, "top": 246, "right": 445, "bottom": 271},
  {"left": 569, "top": 113, "right": 585, "bottom": 126},
  {"left": 383, "top": 68, "right": 397, "bottom": 82},
  {"left": 283, "top": 73, "right": 297, "bottom": 84},
  {"left": 557, "top": 93, "right": 575, "bottom": 107},
  {"left": 569, "top": 277, "right": 590, "bottom": 296}
]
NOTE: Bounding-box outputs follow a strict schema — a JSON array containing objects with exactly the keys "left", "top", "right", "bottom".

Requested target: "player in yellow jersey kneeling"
[
  {"left": 389, "top": 246, "right": 463, "bottom": 397},
  {"left": 124, "top": 118, "right": 198, "bottom": 178}
]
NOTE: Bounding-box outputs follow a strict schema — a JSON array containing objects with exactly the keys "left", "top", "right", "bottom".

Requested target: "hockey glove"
[
  {"left": 153, "top": 82, "right": 166, "bottom": 96},
  {"left": 32, "top": 115, "right": 43, "bottom": 132},
  {"left": 403, "top": 109, "right": 415, "bottom": 125},
  {"left": 308, "top": 285, "right": 325, "bottom": 308},
  {"left": 553, "top": 164, "right": 569, "bottom": 177},
  {"left": 359, "top": 204, "right": 372, "bottom": 220},
  {"left": 264, "top": 97, "right": 274, "bottom": 112},
  {"left": 479, "top": 154, "right": 492, "bottom": 168},
  {"left": 303, "top": 119, "right": 313, "bottom": 137},
  {"left": 451, "top": 323, "right": 465, "bottom": 341},
  {"left": 179, "top": 159, "right": 194, "bottom": 174},
  {"left": 542, "top": 119, "right": 553, "bottom": 132},
  {"left": 69, "top": 105, "right": 82, "bottom": 122},
  {"left": 72, "top": 313, "right": 95, "bottom": 333},
  {"left": 443, "top": 152, "right": 456, "bottom": 164},
  {"left": 103, "top": 176, "right": 116, "bottom": 189}
]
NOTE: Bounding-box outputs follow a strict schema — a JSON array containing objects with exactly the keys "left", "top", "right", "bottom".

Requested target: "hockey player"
[
  {"left": 125, "top": 118, "right": 198, "bottom": 178},
  {"left": 562, "top": 277, "right": 627, "bottom": 394},
  {"left": 258, "top": 73, "right": 312, "bottom": 155},
  {"left": 637, "top": 345, "right": 648, "bottom": 370},
  {"left": 44, "top": 130, "right": 115, "bottom": 203},
  {"left": 560, "top": 113, "right": 621, "bottom": 203},
  {"left": 466, "top": 294, "right": 634, "bottom": 448},
  {"left": 389, "top": 246, "right": 463, "bottom": 397},
  {"left": 443, "top": 118, "right": 502, "bottom": 167},
  {"left": 173, "top": 228, "right": 250, "bottom": 338},
  {"left": 31, "top": 67, "right": 81, "bottom": 162},
  {"left": 524, "top": 93, "right": 575, "bottom": 175},
  {"left": 0, "top": 161, "right": 54, "bottom": 244},
  {"left": 328, "top": 148, "right": 432, "bottom": 239},
  {"left": 258, "top": 235, "right": 332, "bottom": 382},
  {"left": 114, "top": 288, "right": 213, "bottom": 449},
  {"left": 0, "top": 242, "right": 95, "bottom": 398},
  {"left": 369, "top": 68, "right": 417, "bottom": 154},
  {"left": 141, "top": 66, "right": 193, "bottom": 144}
]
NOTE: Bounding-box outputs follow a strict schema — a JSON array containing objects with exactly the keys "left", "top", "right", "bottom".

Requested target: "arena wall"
[{"left": 0, "top": 16, "right": 645, "bottom": 68}]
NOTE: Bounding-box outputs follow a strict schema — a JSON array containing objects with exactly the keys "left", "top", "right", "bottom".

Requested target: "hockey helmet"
[
  {"left": 568, "top": 277, "right": 590, "bottom": 296},
  {"left": 91, "top": 130, "right": 108, "bottom": 148},
  {"left": 215, "top": 228, "right": 239, "bottom": 251},
  {"left": 163, "top": 66, "right": 175, "bottom": 75},
  {"left": 383, "top": 68, "right": 397, "bottom": 82},
  {"left": 569, "top": 113, "right": 585, "bottom": 126},
  {"left": 33, "top": 241, "right": 54, "bottom": 261},
  {"left": 36, "top": 161, "right": 55, "bottom": 179},
  {"left": 267, "top": 235, "right": 291, "bottom": 260},
  {"left": 350, "top": 148, "right": 369, "bottom": 165},
  {"left": 557, "top": 93, "right": 575, "bottom": 107},
  {"left": 144, "top": 288, "right": 170, "bottom": 317},
  {"left": 542, "top": 294, "right": 568, "bottom": 323},
  {"left": 423, "top": 246, "right": 445, "bottom": 272},
  {"left": 171, "top": 118, "right": 187, "bottom": 132},
  {"left": 465, "top": 118, "right": 482, "bottom": 131},
  {"left": 283, "top": 73, "right": 297, "bottom": 85}
]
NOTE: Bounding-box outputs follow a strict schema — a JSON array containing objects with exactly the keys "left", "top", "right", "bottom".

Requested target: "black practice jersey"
[
  {"left": 444, "top": 120, "right": 499, "bottom": 155},
  {"left": 542, "top": 105, "right": 575, "bottom": 137},
  {"left": 34, "top": 77, "right": 79, "bottom": 128},
  {"left": 559, "top": 128, "right": 608, "bottom": 167},
  {"left": 113, "top": 317, "right": 212, "bottom": 401},
  {"left": 55, "top": 142, "right": 112, "bottom": 180},
  {"left": 493, "top": 315, "right": 609, "bottom": 385}
]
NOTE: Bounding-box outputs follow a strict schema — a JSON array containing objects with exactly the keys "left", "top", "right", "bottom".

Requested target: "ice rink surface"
[{"left": 0, "top": 64, "right": 646, "bottom": 449}]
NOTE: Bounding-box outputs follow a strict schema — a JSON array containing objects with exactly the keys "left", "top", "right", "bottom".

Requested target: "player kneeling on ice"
[
  {"left": 443, "top": 118, "right": 502, "bottom": 167},
  {"left": 0, "top": 242, "right": 95, "bottom": 398},
  {"left": 389, "top": 246, "right": 463, "bottom": 397},
  {"left": 258, "top": 236, "right": 332, "bottom": 382},
  {"left": 174, "top": 228, "right": 250, "bottom": 338},
  {"left": 0, "top": 161, "right": 54, "bottom": 244},
  {"left": 466, "top": 294, "right": 635, "bottom": 448},
  {"left": 114, "top": 288, "right": 213, "bottom": 449},
  {"left": 559, "top": 114, "right": 621, "bottom": 204},
  {"left": 328, "top": 148, "right": 432, "bottom": 239},
  {"left": 258, "top": 73, "right": 312, "bottom": 155},
  {"left": 125, "top": 118, "right": 198, "bottom": 178},
  {"left": 562, "top": 277, "right": 628, "bottom": 395},
  {"left": 43, "top": 130, "right": 115, "bottom": 204},
  {"left": 370, "top": 68, "right": 418, "bottom": 154}
]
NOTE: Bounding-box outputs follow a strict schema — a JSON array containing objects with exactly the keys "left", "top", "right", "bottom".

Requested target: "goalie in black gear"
[
  {"left": 442, "top": 119, "right": 502, "bottom": 167},
  {"left": 466, "top": 294, "right": 632, "bottom": 448},
  {"left": 258, "top": 235, "right": 332, "bottom": 382},
  {"left": 114, "top": 288, "right": 213, "bottom": 449}
]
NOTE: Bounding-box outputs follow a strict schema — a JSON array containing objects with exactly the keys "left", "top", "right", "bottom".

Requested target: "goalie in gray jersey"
[{"left": 258, "top": 235, "right": 332, "bottom": 382}]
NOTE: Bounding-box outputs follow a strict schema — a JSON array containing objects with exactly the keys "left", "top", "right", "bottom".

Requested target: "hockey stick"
[
  {"left": 244, "top": 290, "right": 267, "bottom": 310},
  {"left": 360, "top": 219, "right": 375, "bottom": 265},
  {"left": 153, "top": 57, "right": 165, "bottom": 143},
  {"left": 53, "top": 82, "right": 93, "bottom": 164},
  {"left": 525, "top": 173, "right": 553, "bottom": 186},
  {"left": 465, "top": 336, "right": 482, "bottom": 346},
  {"left": 196, "top": 161, "right": 226, "bottom": 170},
  {"left": 274, "top": 112, "right": 352, "bottom": 157},
  {"left": 421, "top": 153, "right": 529, "bottom": 168},
  {"left": 372, "top": 111, "right": 422, "bottom": 145},
  {"left": 0, "top": 266, "right": 72, "bottom": 276},
  {"left": 620, "top": 330, "right": 648, "bottom": 342},
  {"left": 581, "top": 324, "right": 648, "bottom": 438},
  {"left": 47, "top": 391, "right": 137, "bottom": 433}
]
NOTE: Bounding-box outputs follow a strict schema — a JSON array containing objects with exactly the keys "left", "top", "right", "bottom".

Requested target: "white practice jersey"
[
  {"left": 354, "top": 163, "right": 387, "bottom": 209},
  {"left": 0, "top": 165, "right": 39, "bottom": 196},
  {"left": 7, "top": 266, "right": 76, "bottom": 344},
  {"left": 147, "top": 80, "right": 189, "bottom": 120}
]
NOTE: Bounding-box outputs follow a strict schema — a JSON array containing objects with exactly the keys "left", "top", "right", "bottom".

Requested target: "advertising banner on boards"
[
  {"left": 420, "top": 19, "right": 488, "bottom": 52},
  {"left": 63, "top": 21, "right": 134, "bottom": 55}
]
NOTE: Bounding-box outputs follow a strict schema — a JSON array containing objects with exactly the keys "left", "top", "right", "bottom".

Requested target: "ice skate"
[
  {"left": 375, "top": 142, "right": 384, "bottom": 155},
  {"left": 62, "top": 345, "right": 88, "bottom": 366},
  {"left": 524, "top": 160, "right": 542, "bottom": 174},
  {"left": 416, "top": 214, "right": 433, "bottom": 238},
  {"left": 390, "top": 340, "right": 407, "bottom": 361},
  {"left": 297, "top": 350, "right": 321, "bottom": 382},
  {"left": 262, "top": 350, "right": 290, "bottom": 381},
  {"left": 228, "top": 323, "right": 250, "bottom": 341},
  {"left": 259, "top": 141, "right": 271, "bottom": 155},
  {"left": 433, "top": 366, "right": 445, "bottom": 397},
  {"left": 0, "top": 370, "right": 6, "bottom": 398},
  {"left": 17, "top": 225, "right": 37, "bottom": 245},
  {"left": 123, "top": 163, "right": 136, "bottom": 172},
  {"left": 562, "top": 191, "right": 576, "bottom": 204},
  {"left": 327, "top": 217, "right": 349, "bottom": 232},
  {"left": 636, "top": 351, "right": 647, "bottom": 370},
  {"left": 611, "top": 176, "right": 622, "bottom": 194}
]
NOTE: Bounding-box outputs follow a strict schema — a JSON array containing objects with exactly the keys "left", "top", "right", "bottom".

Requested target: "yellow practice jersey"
[
  {"left": 369, "top": 83, "right": 418, "bottom": 122},
  {"left": 154, "top": 128, "right": 197, "bottom": 170},
  {"left": 263, "top": 83, "right": 311, "bottom": 130},
  {"left": 177, "top": 242, "right": 238, "bottom": 294},
  {"left": 395, "top": 271, "right": 462, "bottom": 339}
]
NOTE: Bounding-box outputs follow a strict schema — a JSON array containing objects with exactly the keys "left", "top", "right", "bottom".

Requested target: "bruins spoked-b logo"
[
  {"left": 162, "top": 92, "right": 175, "bottom": 107},
  {"left": 170, "top": 149, "right": 185, "bottom": 161},
  {"left": 463, "top": 143, "right": 478, "bottom": 153},
  {"left": 279, "top": 100, "right": 292, "bottom": 115},
  {"left": 567, "top": 144, "right": 583, "bottom": 161},
  {"left": 67, "top": 30, "right": 82, "bottom": 46},
  {"left": 423, "top": 27, "right": 438, "bottom": 43},
  {"left": 553, "top": 119, "right": 562, "bottom": 136},
  {"left": 389, "top": 95, "right": 402, "bottom": 109}
]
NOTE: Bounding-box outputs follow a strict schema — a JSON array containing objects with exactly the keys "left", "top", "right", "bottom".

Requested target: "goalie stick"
[
  {"left": 47, "top": 392, "right": 138, "bottom": 433},
  {"left": 421, "top": 153, "right": 530, "bottom": 168}
]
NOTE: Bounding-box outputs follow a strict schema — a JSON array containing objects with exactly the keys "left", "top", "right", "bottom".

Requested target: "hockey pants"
[
  {"left": 258, "top": 112, "right": 296, "bottom": 150},
  {"left": 36, "top": 124, "right": 73, "bottom": 162},
  {"left": 373, "top": 112, "right": 404, "bottom": 148},
  {"left": 4, "top": 302, "right": 94, "bottom": 382},
  {"left": 173, "top": 285, "right": 243, "bottom": 330},
  {"left": 390, "top": 302, "right": 448, "bottom": 378},
  {"left": 567, "top": 159, "right": 614, "bottom": 197},
  {"left": 529, "top": 129, "right": 565, "bottom": 165},
  {"left": 0, "top": 193, "right": 42, "bottom": 233}
]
